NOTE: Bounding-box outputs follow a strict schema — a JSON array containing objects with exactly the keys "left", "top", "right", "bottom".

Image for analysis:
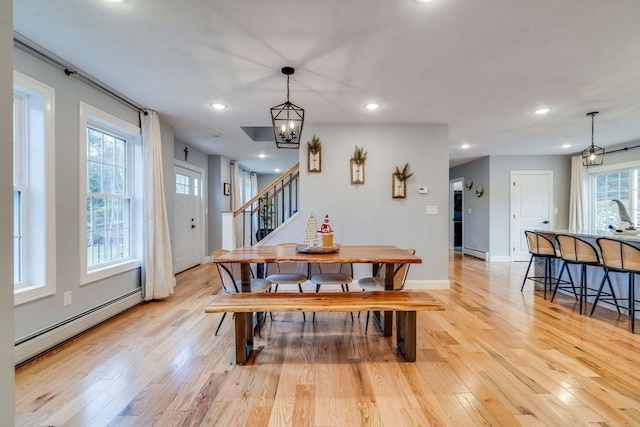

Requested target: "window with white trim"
[
  {"left": 13, "top": 71, "right": 56, "bottom": 305},
  {"left": 589, "top": 161, "right": 640, "bottom": 234},
  {"left": 80, "top": 102, "right": 142, "bottom": 284}
]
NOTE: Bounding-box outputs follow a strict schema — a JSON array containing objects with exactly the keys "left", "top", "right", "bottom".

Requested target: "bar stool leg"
[
  {"left": 630, "top": 273, "right": 635, "bottom": 333},
  {"left": 590, "top": 271, "right": 609, "bottom": 316},
  {"left": 543, "top": 257, "right": 549, "bottom": 300},
  {"left": 590, "top": 270, "right": 621, "bottom": 316},
  {"left": 582, "top": 264, "right": 590, "bottom": 315},
  {"left": 521, "top": 256, "right": 534, "bottom": 291}
]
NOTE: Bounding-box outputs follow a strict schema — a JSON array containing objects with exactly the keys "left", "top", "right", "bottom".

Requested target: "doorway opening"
[{"left": 450, "top": 178, "right": 464, "bottom": 252}]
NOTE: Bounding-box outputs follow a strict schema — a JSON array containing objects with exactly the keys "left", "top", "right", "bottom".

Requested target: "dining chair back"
[
  {"left": 212, "top": 248, "right": 272, "bottom": 335},
  {"left": 309, "top": 262, "right": 354, "bottom": 321},
  {"left": 265, "top": 243, "right": 309, "bottom": 321},
  {"left": 358, "top": 248, "right": 415, "bottom": 333}
]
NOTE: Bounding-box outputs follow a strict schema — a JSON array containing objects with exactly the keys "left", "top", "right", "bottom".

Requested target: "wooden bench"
[{"left": 205, "top": 290, "right": 445, "bottom": 364}]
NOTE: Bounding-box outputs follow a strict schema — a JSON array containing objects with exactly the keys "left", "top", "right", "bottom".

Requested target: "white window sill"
[
  {"left": 83, "top": 259, "right": 141, "bottom": 286},
  {"left": 14, "top": 285, "right": 56, "bottom": 306}
]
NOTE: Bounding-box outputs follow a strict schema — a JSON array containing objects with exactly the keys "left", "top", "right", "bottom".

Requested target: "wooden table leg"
[
  {"left": 236, "top": 263, "right": 254, "bottom": 364},
  {"left": 235, "top": 312, "right": 253, "bottom": 365},
  {"left": 383, "top": 262, "right": 395, "bottom": 337},
  {"left": 396, "top": 311, "right": 416, "bottom": 362}
]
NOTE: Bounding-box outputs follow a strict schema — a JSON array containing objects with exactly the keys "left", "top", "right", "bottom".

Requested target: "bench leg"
[
  {"left": 235, "top": 312, "right": 253, "bottom": 365},
  {"left": 396, "top": 311, "right": 416, "bottom": 362},
  {"left": 371, "top": 311, "right": 394, "bottom": 337}
]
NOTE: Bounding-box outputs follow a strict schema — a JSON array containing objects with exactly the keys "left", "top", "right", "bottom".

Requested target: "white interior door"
[
  {"left": 510, "top": 170, "right": 553, "bottom": 261},
  {"left": 174, "top": 164, "right": 202, "bottom": 273}
]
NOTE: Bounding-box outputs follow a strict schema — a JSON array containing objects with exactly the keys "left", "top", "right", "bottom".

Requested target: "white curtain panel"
[
  {"left": 568, "top": 155, "right": 589, "bottom": 232},
  {"left": 230, "top": 162, "right": 242, "bottom": 247},
  {"left": 140, "top": 111, "right": 175, "bottom": 300}
]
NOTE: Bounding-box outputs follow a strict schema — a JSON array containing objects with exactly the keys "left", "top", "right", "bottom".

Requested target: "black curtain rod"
[
  {"left": 14, "top": 34, "right": 147, "bottom": 115},
  {"left": 605, "top": 144, "right": 640, "bottom": 155}
]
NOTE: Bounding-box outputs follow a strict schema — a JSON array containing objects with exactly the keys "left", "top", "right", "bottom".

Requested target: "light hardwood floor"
[{"left": 15, "top": 253, "right": 640, "bottom": 426}]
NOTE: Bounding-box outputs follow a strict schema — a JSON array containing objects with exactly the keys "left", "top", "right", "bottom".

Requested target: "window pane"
[
  {"left": 593, "top": 169, "right": 637, "bottom": 234},
  {"left": 176, "top": 173, "right": 189, "bottom": 194},
  {"left": 102, "top": 133, "right": 115, "bottom": 165},
  {"left": 88, "top": 128, "right": 102, "bottom": 161},
  {"left": 86, "top": 125, "right": 131, "bottom": 269},
  {"left": 13, "top": 190, "right": 22, "bottom": 284}
]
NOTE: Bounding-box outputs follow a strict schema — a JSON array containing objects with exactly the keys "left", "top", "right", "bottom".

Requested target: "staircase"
[{"left": 223, "top": 163, "right": 299, "bottom": 248}]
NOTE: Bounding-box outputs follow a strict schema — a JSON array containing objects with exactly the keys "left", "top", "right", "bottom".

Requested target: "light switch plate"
[
  {"left": 426, "top": 205, "right": 438, "bottom": 215},
  {"left": 418, "top": 187, "right": 428, "bottom": 194}
]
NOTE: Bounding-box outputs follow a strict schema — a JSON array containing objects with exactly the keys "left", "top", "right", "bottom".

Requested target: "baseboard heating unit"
[
  {"left": 14, "top": 289, "right": 143, "bottom": 365},
  {"left": 463, "top": 247, "right": 489, "bottom": 261}
]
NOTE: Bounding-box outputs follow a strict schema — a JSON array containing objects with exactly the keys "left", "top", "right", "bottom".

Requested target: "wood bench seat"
[{"left": 206, "top": 290, "right": 445, "bottom": 364}]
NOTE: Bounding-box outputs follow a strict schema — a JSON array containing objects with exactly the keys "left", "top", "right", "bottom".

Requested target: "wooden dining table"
[{"left": 213, "top": 244, "right": 422, "bottom": 362}]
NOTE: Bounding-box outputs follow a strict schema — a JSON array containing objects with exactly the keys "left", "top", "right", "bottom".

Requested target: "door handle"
[
  {"left": 541, "top": 220, "right": 549, "bottom": 224},
  {"left": 191, "top": 224, "right": 196, "bottom": 229}
]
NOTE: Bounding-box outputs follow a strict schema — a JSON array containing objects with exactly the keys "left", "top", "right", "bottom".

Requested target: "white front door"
[
  {"left": 174, "top": 164, "right": 203, "bottom": 273},
  {"left": 510, "top": 170, "right": 554, "bottom": 261}
]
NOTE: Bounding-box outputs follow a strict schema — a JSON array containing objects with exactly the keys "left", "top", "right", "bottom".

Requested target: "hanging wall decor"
[
  {"left": 465, "top": 177, "right": 473, "bottom": 190},
  {"left": 350, "top": 145, "right": 367, "bottom": 184},
  {"left": 307, "top": 135, "right": 322, "bottom": 172},
  {"left": 392, "top": 162, "right": 414, "bottom": 199}
]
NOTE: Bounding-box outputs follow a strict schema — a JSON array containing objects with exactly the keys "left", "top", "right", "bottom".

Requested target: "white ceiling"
[{"left": 13, "top": 0, "right": 640, "bottom": 172}]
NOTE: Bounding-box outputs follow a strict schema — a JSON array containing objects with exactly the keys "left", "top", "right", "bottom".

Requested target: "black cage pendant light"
[
  {"left": 271, "top": 66, "right": 304, "bottom": 149},
  {"left": 581, "top": 111, "right": 604, "bottom": 166}
]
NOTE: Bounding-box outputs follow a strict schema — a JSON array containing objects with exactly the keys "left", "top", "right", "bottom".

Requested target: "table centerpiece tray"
[{"left": 295, "top": 244, "right": 340, "bottom": 254}]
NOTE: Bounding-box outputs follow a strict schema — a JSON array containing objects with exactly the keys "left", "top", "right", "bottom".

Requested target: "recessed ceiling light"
[
  {"left": 415, "top": 0, "right": 434, "bottom": 3},
  {"left": 213, "top": 133, "right": 221, "bottom": 138},
  {"left": 534, "top": 107, "right": 551, "bottom": 115},
  {"left": 108, "top": 0, "right": 128, "bottom": 3},
  {"left": 365, "top": 103, "right": 379, "bottom": 111},
  {"left": 562, "top": 143, "right": 571, "bottom": 149},
  {"left": 258, "top": 154, "right": 266, "bottom": 159},
  {"left": 211, "top": 103, "right": 227, "bottom": 110},
  {"left": 461, "top": 143, "right": 470, "bottom": 149},
  {"left": 275, "top": 168, "right": 281, "bottom": 173}
]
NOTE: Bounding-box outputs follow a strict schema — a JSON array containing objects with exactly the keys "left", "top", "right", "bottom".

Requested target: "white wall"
[
  {"left": 1, "top": 0, "right": 15, "bottom": 423},
  {"left": 450, "top": 154, "right": 572, "bottom": 259},
  {"left": 449, "top": 157, "right": 491, "bottom": 254},
  {"left": 12, "top": 48, "right": 145, "bottom": 340},
  {"left": 296, "top": 124, "right": 450, "bottom": 285},
  {"left": 489, "top": 155, "right": 571, "bottom": 258}
]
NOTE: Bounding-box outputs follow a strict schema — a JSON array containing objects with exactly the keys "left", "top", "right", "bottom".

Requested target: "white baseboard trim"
[
  {"left": 463, "top": 247, "right": 489, "bottom": 261},
  {"left": 14, "top": 290, "right": 143, "bottom": 365},
  {"left": 489, "top": 256, "right": 511, "bottom": 262},
  {"left": 404, "top": 280, "right": 450, "bottom": 290}
]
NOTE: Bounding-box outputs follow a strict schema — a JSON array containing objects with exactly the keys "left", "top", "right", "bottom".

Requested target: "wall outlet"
[
  {"left": 64, "top": 291, "right": 72, "bottom": 307},
  {"left": 426, "top": 205, "right": 438, "bottom": 215}
]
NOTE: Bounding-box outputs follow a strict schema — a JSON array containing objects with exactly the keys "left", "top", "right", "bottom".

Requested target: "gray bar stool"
[{"left": 594, "top": 238, "right": 638, "bottom": 333}]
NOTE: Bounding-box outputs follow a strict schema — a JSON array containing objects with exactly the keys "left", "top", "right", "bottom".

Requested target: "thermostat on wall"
[{"left": 418, "top": 187, "right": 428, "bottom": 194}]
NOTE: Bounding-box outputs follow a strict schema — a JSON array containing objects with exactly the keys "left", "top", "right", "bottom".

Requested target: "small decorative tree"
[{"left": 303, "top": 211, "right": 319, "bottom": 247}]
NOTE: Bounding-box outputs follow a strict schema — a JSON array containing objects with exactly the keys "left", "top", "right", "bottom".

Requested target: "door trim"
[
  {"left": 449, "top": 178, "right": 464, "bottom": 250},
  {"left": 173, "top": 159, "right": 206, "bottom": 270},
  {"left": 509, "top": 170, "right": 553, "bottom": 262}
]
